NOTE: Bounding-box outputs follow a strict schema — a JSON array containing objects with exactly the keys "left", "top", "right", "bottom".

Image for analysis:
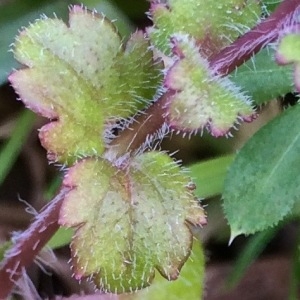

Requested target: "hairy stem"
[
  {"left": 106, "top": 92, "right": 171, "bottom": 159},
  {"left": 211, "top": 0, "right": 300, "bottom": 75},
  {"left": 110, "top": 0, "right": 300, "bottom": 157},
  {"left": 1, "top": 0, "right": 299, "bottom": 297},
  {"left": 0, "top": 188, "right": 70, "bottom": 299}
]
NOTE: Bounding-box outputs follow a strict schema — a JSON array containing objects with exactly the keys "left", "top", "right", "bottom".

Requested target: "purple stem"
[
  {"left": 0, "top": 0, "right": 299, "bottom": 298},
  {"left": 110, "top": 0, "right": 300, "bottom": 156},
  {"left": 0, "top": 188, "right": 70, "bottom": 299},
  {"left": 211, "top": 0, "right": 300, "bottom": 75}
]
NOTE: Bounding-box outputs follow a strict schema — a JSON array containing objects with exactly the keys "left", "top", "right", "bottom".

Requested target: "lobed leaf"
[
  {"left": 165, "top": 35, "right": 255, "bottom": 137},
  {"left": 148, "top": 0, "right": 261, "bottom": 57},
  {"left": 9, "top": 6, "right": 162, "bottom": 164},
  {"left": 223, "top": 104, "right": 300, "bottom": 237},
  {"left": 0, "top": 0, "right": 134, "bottom": 85},
  {"left": 0, "top": 0, "right": 70, "bottom": 85},
  {"left": 59, "top": 151, "right": 206, "bottom": 293},
  {"left": 119, "top": 241, "right": 205, "bottom": 300}
]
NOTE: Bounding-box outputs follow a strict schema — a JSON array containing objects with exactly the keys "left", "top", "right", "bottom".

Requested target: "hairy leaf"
[
  {"left": 165, "top": 35, "right": 255, "bottom": 137},
  {"left": 276, "top": 32, "right": 300, "bottom": 92},
  {"left": 119, "top": 241, "right": 205, "bottom": 300},
  {"left": 148, "top": 0, "right": 261, "bottom": 57},
  {"left": 1, "top": 0, "right": 133, "bottom": 85},
  {"left": 223, "top": 104, "right": 300, "bottom": 237},
  {"left": 0, "top": 0, "right": 69, "bottom": 85},
  {"left": 9, "top": 6, "right": 162, "bottom": 164},
  {"left": 59, "top": 151, "right": 206, "bottom": 293}
]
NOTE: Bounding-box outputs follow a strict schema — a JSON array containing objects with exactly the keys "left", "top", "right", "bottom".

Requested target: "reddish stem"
[
  {"left": 1, "top": 0, "right": 299, "bottom": 297},
  {"left": 111, "top": 0, "right": 300, "bottom": 156},
  {"left": 106, "top": 92, "right": 171, "bottom": 159},
  {"left": 211, "top": 0, "right": 300, "bottom": 75},
  {"left": 0, "top": 188, "right": 70, "bottom": 299}
]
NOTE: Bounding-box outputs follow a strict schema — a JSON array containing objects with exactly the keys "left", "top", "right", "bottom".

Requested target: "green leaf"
[
  {"left": 120, "top": 241, "right": 205, "bottom": 300},
  {"left": 0, "top": 0, "right": 133, "bottom": 85},
  {"left": 189, "top": 155, "right": 234, "bottom": 198},
  {"left": 59, "top": 151, "right": 206, "bottom": 293},
  {"left": 276, "top": 32, "right": 300, "bottom": 92},
  {"left": 81, "top": 0, "right": 134, "bottom": 37},
  {"left": 165, "top": 35, "right": 255, "bottom": 137},
  {"left": 223, "top": 104, "right": 300, "bottom": 237},
  {"left": 10, "top": 6, "right": 162, "bottom": 164},
  {"left": 0, "top": 241, "right": 12, "bottom": 262},
  {"left": 46, "top": 227, "right": 73, "bottom": 250},
  {"left": 0, "top": 110, "right": 35, "bottom": 185},
  {"left": 232, "top": 48, "right": 293, "bottom": 104},
  {"left": 0, "top": 0, "right": 71, "bottom": 85},
  {"left": 148, "top": 0, "right": 261, "bottom": 56},
  {"left": 262, "top": 0, "right": 282, "bottom": 12}
]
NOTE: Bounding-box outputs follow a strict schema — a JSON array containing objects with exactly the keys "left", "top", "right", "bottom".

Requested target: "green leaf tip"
[
  {"left": 148, "top": 0, "right": 261, "bottom": 57},
  {"left": 165, "top": 35, "right": 255, "bottom": 137},
  {"left": 223, "top": 104, "right": 300, "bottom": 235},
  {"left": 59, "top": 151, "right": 206, "bottom": 293},
  {"left": 228, "top": 230, "right": 242, "bottom": 246},
  {"left": 9, "top": 5, "right": 162, "bottom": 164}
]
